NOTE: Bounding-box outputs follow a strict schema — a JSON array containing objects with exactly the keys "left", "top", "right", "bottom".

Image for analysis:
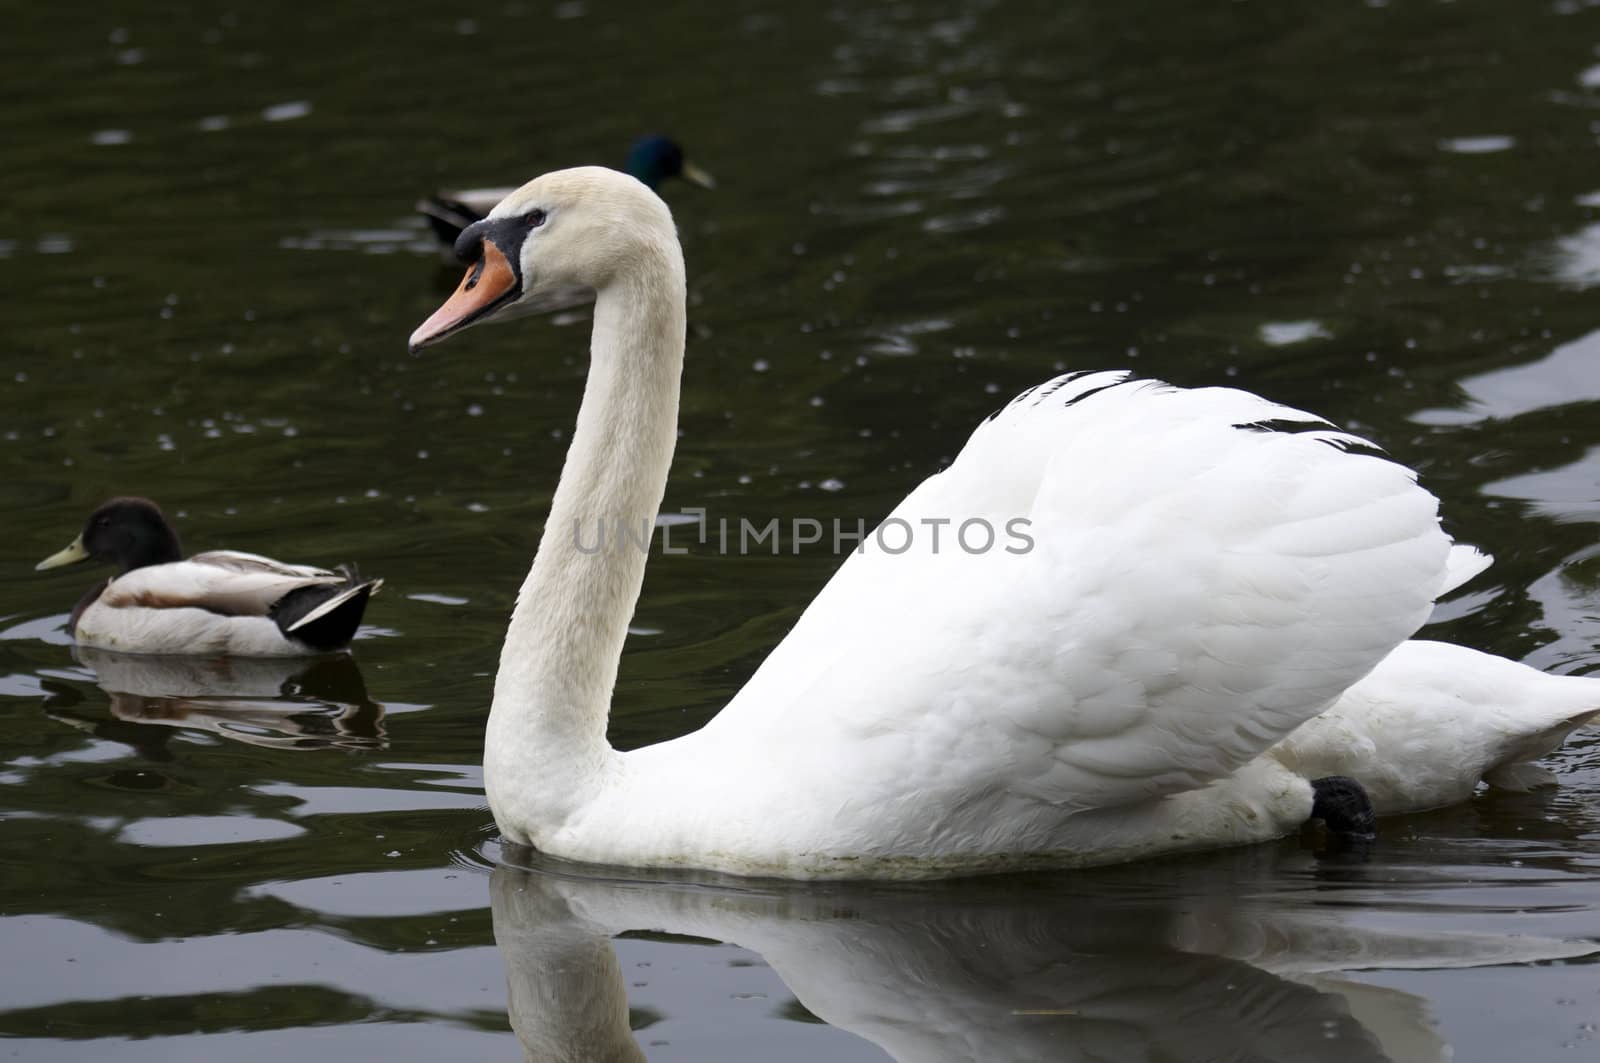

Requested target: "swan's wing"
[
  {"left": 709, "top": 372, "right": 1454, "bottom": 812},
  {"left": 101, "top": 556, "right": 343, "bottom": 617}
]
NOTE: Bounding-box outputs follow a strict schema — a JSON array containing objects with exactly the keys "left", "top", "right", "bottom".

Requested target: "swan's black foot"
[{"left": 1308, "top": 775, "right": 1377, "bottom": 840}]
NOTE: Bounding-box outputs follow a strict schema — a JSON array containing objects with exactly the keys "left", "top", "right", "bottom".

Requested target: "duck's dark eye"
[{"left": 525, "top": 209, "right": 547, "bottom": 229}]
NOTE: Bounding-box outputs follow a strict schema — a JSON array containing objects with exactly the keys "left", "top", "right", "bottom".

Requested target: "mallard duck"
[
  {"left": 36, "top": 497, "right": 382, "bottom": 657},
  {"left": 416, "top": 135, "right": 713, "bottom": 249},
  {"left": 408, "top": 166, "right": 1598, "bottom": 880}
]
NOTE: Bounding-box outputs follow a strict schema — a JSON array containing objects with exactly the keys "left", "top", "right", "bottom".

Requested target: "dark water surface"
[{"left": 4, "top": 1, "right": 1600, "bottom": 1059}]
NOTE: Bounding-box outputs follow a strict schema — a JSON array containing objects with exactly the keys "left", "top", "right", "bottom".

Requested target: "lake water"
[{"left": 3, "top": 1, "right": 1599, "bottom": 1059}]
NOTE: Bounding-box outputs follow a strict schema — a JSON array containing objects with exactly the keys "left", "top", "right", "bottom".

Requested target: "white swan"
[{"left": 410, "top": 166, "right": 1599, "bottom": 879}]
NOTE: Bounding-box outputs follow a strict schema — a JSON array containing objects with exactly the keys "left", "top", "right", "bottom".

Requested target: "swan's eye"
[{"left": 525, "top": 209, "right": 547, "bottom": 229}]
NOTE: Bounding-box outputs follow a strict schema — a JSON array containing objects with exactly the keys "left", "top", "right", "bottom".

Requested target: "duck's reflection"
[
  {"left": 47, "top": 648, "right": 385, "bottom": 753},
  {"left": 489, "top": 848, "right": 1593, "bottom": 1063}
]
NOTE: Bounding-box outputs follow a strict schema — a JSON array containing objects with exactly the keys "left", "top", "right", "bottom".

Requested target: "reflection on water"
[
  {"left": 491, "top": 848, "right": 1595, "bottom": 1063},
  {"left": 1485, "top": 447, "right": 1600, "bottom": 523},
  {"left": 1547, "top": 221, "right": 1600, "bottom": 290},
  {"left": 1413, "top": 329, "right": 1600, "bottom": 427},
  {"left": 48, "top": 648, "right": 385, "bottom": 753},
  {"left": 279, "top": 223, "right": 436, "bottom": 256}
]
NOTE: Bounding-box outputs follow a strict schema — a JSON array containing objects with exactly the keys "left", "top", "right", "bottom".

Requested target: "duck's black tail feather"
[
  {"left": 272, "top": 578, "right": 383, "bottom": 653},
  {"left": 417, "top": 195, "right": 483, "bottom": 247}
]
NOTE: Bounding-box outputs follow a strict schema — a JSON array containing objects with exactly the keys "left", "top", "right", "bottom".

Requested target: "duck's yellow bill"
[
  {"left": 36, "top": 535, "right": 89, "bottom": 571},
  {"left": 682, "top": 162, "right": 716, "bottom": 190}
]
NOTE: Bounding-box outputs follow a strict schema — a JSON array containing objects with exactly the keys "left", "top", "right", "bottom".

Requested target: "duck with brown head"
[{"left": 36, "top": 497, "right": 382, "bottom": 657}]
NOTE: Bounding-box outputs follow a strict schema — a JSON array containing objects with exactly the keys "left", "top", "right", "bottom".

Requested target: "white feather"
[
  {"left": 76, "top": 556, "right": 368, "bottom": 657},
  {"left": 188, "top": 549, "right": 338, "bottom": 580},
  {"left": 99, "top": 558, "right": 341, "bottom": 615},
  {"left": 74, "top": 604, "right": 307, "bottom": 657}
]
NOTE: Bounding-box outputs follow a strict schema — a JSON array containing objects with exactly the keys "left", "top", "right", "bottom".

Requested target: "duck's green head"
[
  {"left": 625, "top": 136, "right": 715, "bottom": 192},
  {"left": 37, "top": 497, "right": 183, "bottom": 574}
]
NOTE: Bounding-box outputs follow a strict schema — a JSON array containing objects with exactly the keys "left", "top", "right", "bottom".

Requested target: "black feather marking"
[
  {"left": 1034, "top": 371, "right": 1092, "bottom": 401},
  {"left": 1317, "top": 436, "right": 1389, "bottom": 459},
  {"left": 1234, "top": 418, "right": 1387, "bottom": 458},
  {"left": 1235, "top": 417, "right": 1331, "bottom": 434},
  {"left": 986, "top": 372, "right": 1131, "bottom": 423},
  {"left": 1056, "top": 380, "right": 1125, "bottom": 408},
  {"left": 270, "top": 581, "right": 377, "bottom": 653},
  {"left": 417, "top": 196, "right": 484, "bottom": 245}
]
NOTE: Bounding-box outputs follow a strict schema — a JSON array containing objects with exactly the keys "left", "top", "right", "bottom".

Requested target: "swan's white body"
[{"left": 414, "top": 167, "right": 1599, "bottom": 880}]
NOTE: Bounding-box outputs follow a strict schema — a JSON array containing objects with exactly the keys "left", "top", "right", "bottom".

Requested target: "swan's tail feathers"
[
  {"left": 417, "top": 195, "right": 484, "bottom": 247},
  {"left": 1483, "top": 703, "right": 1600, "bottom": 791},
  {"left": 1440, "top": 544, "right": 1493, "bottom": 595},
  {"left": 273, "top": 578, "right": 384, "bottom": 653}
]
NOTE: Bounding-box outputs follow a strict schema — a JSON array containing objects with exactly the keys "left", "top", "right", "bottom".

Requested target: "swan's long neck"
[{"left": 487, "top": 245, "right": 686, "bottom": 840}]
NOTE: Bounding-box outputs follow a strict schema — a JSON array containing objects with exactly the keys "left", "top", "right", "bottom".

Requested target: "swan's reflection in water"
[
  {"left": 490, "top": 848, "right": 1594, "bottom": 1063},
  {"left": 47, "top": 648, "right": 385, "bottom": 753}
]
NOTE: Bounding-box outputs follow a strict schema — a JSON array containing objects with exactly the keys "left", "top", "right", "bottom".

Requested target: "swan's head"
[{"left": 409, "top": 166, "right": 680, "bottom": 352}]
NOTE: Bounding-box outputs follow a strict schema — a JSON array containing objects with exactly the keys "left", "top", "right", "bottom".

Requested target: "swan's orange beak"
[{"left": 409, "top": 241, "right": 521, "bottom": 352}]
